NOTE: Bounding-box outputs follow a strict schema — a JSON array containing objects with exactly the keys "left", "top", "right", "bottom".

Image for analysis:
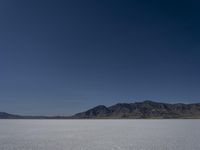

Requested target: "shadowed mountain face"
[{"left": 73, "top": 101, "right": 200, "bottom": 119}]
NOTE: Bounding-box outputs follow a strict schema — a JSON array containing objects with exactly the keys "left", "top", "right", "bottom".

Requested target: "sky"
[{"left": 0, "top": 0, "right": 200, "bottom": 115}]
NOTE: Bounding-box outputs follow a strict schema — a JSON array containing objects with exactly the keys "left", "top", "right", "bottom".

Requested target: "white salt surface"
[{"left": 0, "top": 120, "right": 199, "bottom": 150}]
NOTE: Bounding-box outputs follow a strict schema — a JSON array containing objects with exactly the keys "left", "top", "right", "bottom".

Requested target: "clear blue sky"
[{"left": 0, "top": 0, "right": 200, "bottom": 115}]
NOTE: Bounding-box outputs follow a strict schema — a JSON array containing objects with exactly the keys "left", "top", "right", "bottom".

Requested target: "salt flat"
[{"left": 0, "top": 120, "right": 199, "bottom": 150}]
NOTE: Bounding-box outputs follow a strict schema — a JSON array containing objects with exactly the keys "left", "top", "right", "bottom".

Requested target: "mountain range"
[{"left": 1, "top": 101, "right": 200, "bottom": 119}]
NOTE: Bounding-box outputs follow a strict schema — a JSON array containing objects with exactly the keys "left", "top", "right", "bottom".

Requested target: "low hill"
[{"left": 0, "top": 112, "right": 21, "bottom": 119}]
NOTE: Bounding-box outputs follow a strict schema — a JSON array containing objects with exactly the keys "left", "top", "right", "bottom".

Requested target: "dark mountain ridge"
[
  {"left": 72, "top": 100, "right": 200, "bottom": 119},
  {"left": 1, "top": 101, "right": 200, "bottom": 119}
]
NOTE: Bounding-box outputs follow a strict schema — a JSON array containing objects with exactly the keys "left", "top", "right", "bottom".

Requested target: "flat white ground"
[{"left": 0, "top": 120, "right": 199, "bottom": 150}]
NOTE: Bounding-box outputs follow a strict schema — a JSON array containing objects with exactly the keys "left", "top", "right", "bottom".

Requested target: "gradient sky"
[{"left": 0, "top": 0, "right": 200, "bottom": 115}]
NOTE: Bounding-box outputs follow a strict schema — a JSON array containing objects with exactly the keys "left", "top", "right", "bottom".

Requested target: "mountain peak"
[{"left": 143, "top": 100, "right": 155, "bottom": 103}]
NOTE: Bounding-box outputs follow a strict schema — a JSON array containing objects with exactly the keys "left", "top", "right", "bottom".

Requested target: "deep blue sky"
[{"left": 0, "top": 0, "right": 200, "bottom": 115}]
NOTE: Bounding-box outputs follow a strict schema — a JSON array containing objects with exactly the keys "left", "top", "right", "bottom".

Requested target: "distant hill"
[
  {"left": 0, "top": 112, "right": 71, "bottom": 119},
  {"left": 72, "top": 100, "right": 200, "bottom": 119},
  {"left": 1, "top": 100, "right": 200, "bottom": 119},
  {"left": 0, "top": 112, "right": 21, "bottom": 119}
]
